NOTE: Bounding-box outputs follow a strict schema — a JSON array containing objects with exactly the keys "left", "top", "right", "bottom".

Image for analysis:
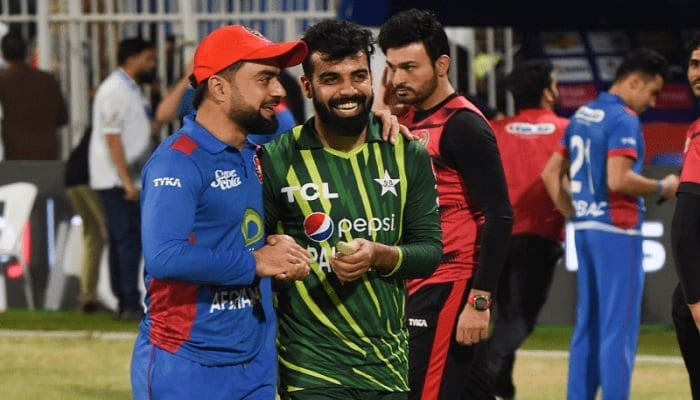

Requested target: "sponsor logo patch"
[
  {"left": 304, "top": 212, "right": 334, "bottom": 242},
  {"left": 211, "top": 169, "right": 242, "bottom": 190},
  {"left": 152, "top": 177, "right": 182, "bottom": 187}
]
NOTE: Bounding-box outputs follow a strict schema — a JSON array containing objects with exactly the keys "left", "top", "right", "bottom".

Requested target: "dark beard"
[
  {"left": 137, "top": 69, "right": 157, "bottom": 84},
  {"left": 231, "top": 108, "right": 279, "bottom": 135},
  {"left": 313, "top": 93, "right": 374, "bottom": 137},
  {"left": 395, "top": 73, "right": 437, "bottom": 106}
]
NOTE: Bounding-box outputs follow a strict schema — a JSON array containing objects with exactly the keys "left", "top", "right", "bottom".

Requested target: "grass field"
[{"left": 0, "top": 309, "right": 692, "bottom": 399}]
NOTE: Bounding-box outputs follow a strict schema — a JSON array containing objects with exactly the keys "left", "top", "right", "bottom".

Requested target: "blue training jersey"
[
  {"left": 562, "top": 92, "right": 646, "bottom": 231},
  {"left": 139, "top": 115, "right": 273, "bottom": 366}
]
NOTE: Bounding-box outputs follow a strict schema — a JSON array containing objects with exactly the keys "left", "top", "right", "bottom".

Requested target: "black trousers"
[
  {"left": 97, "top": 188, "right": 142, "bottom": 314},
  {"left": 478, "top": 234, "right": 563, "bottom": 398},
  {"left": 672, "top": 283, "right": 700, "bottom": 400},
  {"left": 408, "top": 280, "right": 495, "bottom": 400}
]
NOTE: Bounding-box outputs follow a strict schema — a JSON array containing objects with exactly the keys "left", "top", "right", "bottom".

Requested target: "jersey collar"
[{"left": 182, "top": 115, "right": 256, "bottom": 154}]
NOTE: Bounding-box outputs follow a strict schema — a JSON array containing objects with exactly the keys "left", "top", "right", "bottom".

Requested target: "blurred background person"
[
  {"left": 0, "top": 32, "right": 67, "bottom": 160},
  {"left": 88, "top": 36, "right": 157, "bottom": 322},
  {"left": 542, "top": 48, "right": 678, "bottom": 400},
  {"left": 64, "top": 126, "right": 109, "bottom": 314},
  {"left": 479, "top": 59, "right": 568, "bottom": 400}
]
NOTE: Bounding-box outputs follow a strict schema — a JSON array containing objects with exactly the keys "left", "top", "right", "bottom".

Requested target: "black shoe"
[
  {"left": 118, "top": 308, "right": 144, "bottom": 322},
  {"left": 79, "top": 300, "right": 112, "bottom": 314}
]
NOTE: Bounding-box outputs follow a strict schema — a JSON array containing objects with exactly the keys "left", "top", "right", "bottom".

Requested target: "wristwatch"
[{"left": 467, "top": 294, "right": 492, "bottom": 311}]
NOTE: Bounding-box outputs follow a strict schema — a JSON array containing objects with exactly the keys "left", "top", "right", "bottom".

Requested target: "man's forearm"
[{"left": 105, "top": 134, "right": 133, "bottom": 188}]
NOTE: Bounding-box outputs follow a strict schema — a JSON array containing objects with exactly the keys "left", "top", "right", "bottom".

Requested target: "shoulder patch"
[{"left": 171, "top": 135, "right": 198, "bottom": 155}]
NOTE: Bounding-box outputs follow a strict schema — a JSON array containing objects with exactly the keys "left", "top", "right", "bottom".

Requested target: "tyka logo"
[
  {"left": 304, "top": 212, "right": 334, "bottom": 242},
  {"left": 152, "top": 177, "right": 181, "bottom": 187}
]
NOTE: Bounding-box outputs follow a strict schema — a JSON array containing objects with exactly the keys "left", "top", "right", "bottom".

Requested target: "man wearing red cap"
[{"left": 130, "top": 25, "right": 313, "bottom": 400}]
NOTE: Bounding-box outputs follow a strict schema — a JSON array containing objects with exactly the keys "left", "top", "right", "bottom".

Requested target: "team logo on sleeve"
[
  {"left": 304, "top": 212, "right": 334, "bottom": 242},
  {"left": 620, "top": 137, "right": 637, "bottom": 146},
  {"left": 414, "top": 129, "right": 430, "bottom": 146}
]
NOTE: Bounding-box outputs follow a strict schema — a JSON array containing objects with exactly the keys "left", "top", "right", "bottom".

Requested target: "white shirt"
[{"left": 89, "top": 68, "right": 152, "bottom": 190}]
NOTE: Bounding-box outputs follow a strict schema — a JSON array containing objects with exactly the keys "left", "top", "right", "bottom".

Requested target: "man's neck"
[
  {"left": 119, "top": 65, "right": 138, "bottom": 82},
  {"left": 414, "top": 79, "right": 455, "bottom": 111},
  {"left": 195, "top": 104, "right": 248, "bottom": 150}
]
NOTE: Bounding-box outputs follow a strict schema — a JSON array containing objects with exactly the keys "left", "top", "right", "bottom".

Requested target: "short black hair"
[
  {"left": 301, "top": 19, "right": 374, "bottom": 77},
  {"left": 117, "top": 36, "right": 155, "bottom": 66},
  {"left": 505, "top": 59, "right": 554, "bottom": 112},
  {"left": 686, "top": 36, "right": 700, "bottom": 61},
  {"left": 614, "top": 47, "right": 670, "bottom": 83},
  {"left": 1, "top": 32, "right": 27, "bottom": 62},
  {"left": 189, "top": 61, "right": 244, "bottom": 110},
  {"left": 377, "top": 8, "right": 449, "bottom": 64}
]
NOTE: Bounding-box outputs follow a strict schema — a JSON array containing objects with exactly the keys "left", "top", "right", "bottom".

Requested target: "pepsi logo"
[{"left": 304, "top": 212, "right": 334, "bottom": 242}]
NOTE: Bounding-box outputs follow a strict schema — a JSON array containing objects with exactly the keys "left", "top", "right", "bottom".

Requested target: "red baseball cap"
[{"left": 192, "top": 25, "right": 308, "bottom": 84}]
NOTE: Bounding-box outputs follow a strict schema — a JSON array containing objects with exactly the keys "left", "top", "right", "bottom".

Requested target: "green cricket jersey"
[{"left": 261, "top": 114, "right": 442, "bottom": 394}]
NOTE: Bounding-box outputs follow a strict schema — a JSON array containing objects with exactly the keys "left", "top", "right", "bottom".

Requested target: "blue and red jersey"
[
  {"left": 139, "top": 115, "right": 273, "bottom": 366},
  {"left": 558, "top": 92, "right": 646, "bottom": 231}
]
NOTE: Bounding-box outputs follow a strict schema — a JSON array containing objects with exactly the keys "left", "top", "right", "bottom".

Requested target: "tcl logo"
[
  {"left": 565, "top": 221, "right": 666, "bottom": 273},
  {"left": 281, "top": 183, "right": 338, "bottom": 202}
]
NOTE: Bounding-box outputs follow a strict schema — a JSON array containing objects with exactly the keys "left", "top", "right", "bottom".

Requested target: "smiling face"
[
  {"left": 221, "top": 59, "right": 286, "bottom": 134},
  {"left": 302, "top": 50, "right": 374, "bottom": 137}
]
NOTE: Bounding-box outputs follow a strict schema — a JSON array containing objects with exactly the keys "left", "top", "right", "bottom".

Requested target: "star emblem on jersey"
[{"left": 374, "top": 170, "right": 400, "bottom": 197}]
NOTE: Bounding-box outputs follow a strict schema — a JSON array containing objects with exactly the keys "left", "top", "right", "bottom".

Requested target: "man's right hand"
[
  {"left": 689, "top": 302, "right": 700, "bottom": 332},
  {"left": 123, "top": 182, "right": 139, "bottom": 202},
  {"left": 253, "top": 234, "right": 311, "bottom": 281},
  {"left": 374, "top": 67, "right": 409, "bottom": 117},
  {"left": 660, "top": 174, "right": 680, "bottom": 199}
]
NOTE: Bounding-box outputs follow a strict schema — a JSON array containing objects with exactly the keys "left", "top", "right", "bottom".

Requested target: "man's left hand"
[{"left": 455, "top": 306, "right": 490, "bottom": 346}]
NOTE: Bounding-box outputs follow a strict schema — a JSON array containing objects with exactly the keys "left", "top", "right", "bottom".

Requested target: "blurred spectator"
[
  {"left": 0, "top": 32, "right": 68, "bottom": 160},
  {"left": 480, "top": 59, "right": 568, "bottom": 400},
  {"left": 541, "top": 48, "right": 678, "bottom": 400},
  {"left": 89, "top": 36, "right": 157, "bottom": 322},
  {"left": 64, "top": 126, "right": 109, "bottom": 314},
  {"left": 153, "top": 59, "right": 194, "bottom": 127}
]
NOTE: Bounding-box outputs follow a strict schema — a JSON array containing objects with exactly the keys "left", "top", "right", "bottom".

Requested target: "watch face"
[{"left": 471, "top": 295, "right": 490, "bottom": 311}]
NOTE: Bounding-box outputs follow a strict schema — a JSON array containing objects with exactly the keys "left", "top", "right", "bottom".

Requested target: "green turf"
[
  {"left": 0, "top": 308, "right": 139, "bottom": 332},
  {"left": 521, "top": 323, "right": 682, "bottom": 356},
  {"left": 0, "top": 308, "right": 682, "bottom": 357}
]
